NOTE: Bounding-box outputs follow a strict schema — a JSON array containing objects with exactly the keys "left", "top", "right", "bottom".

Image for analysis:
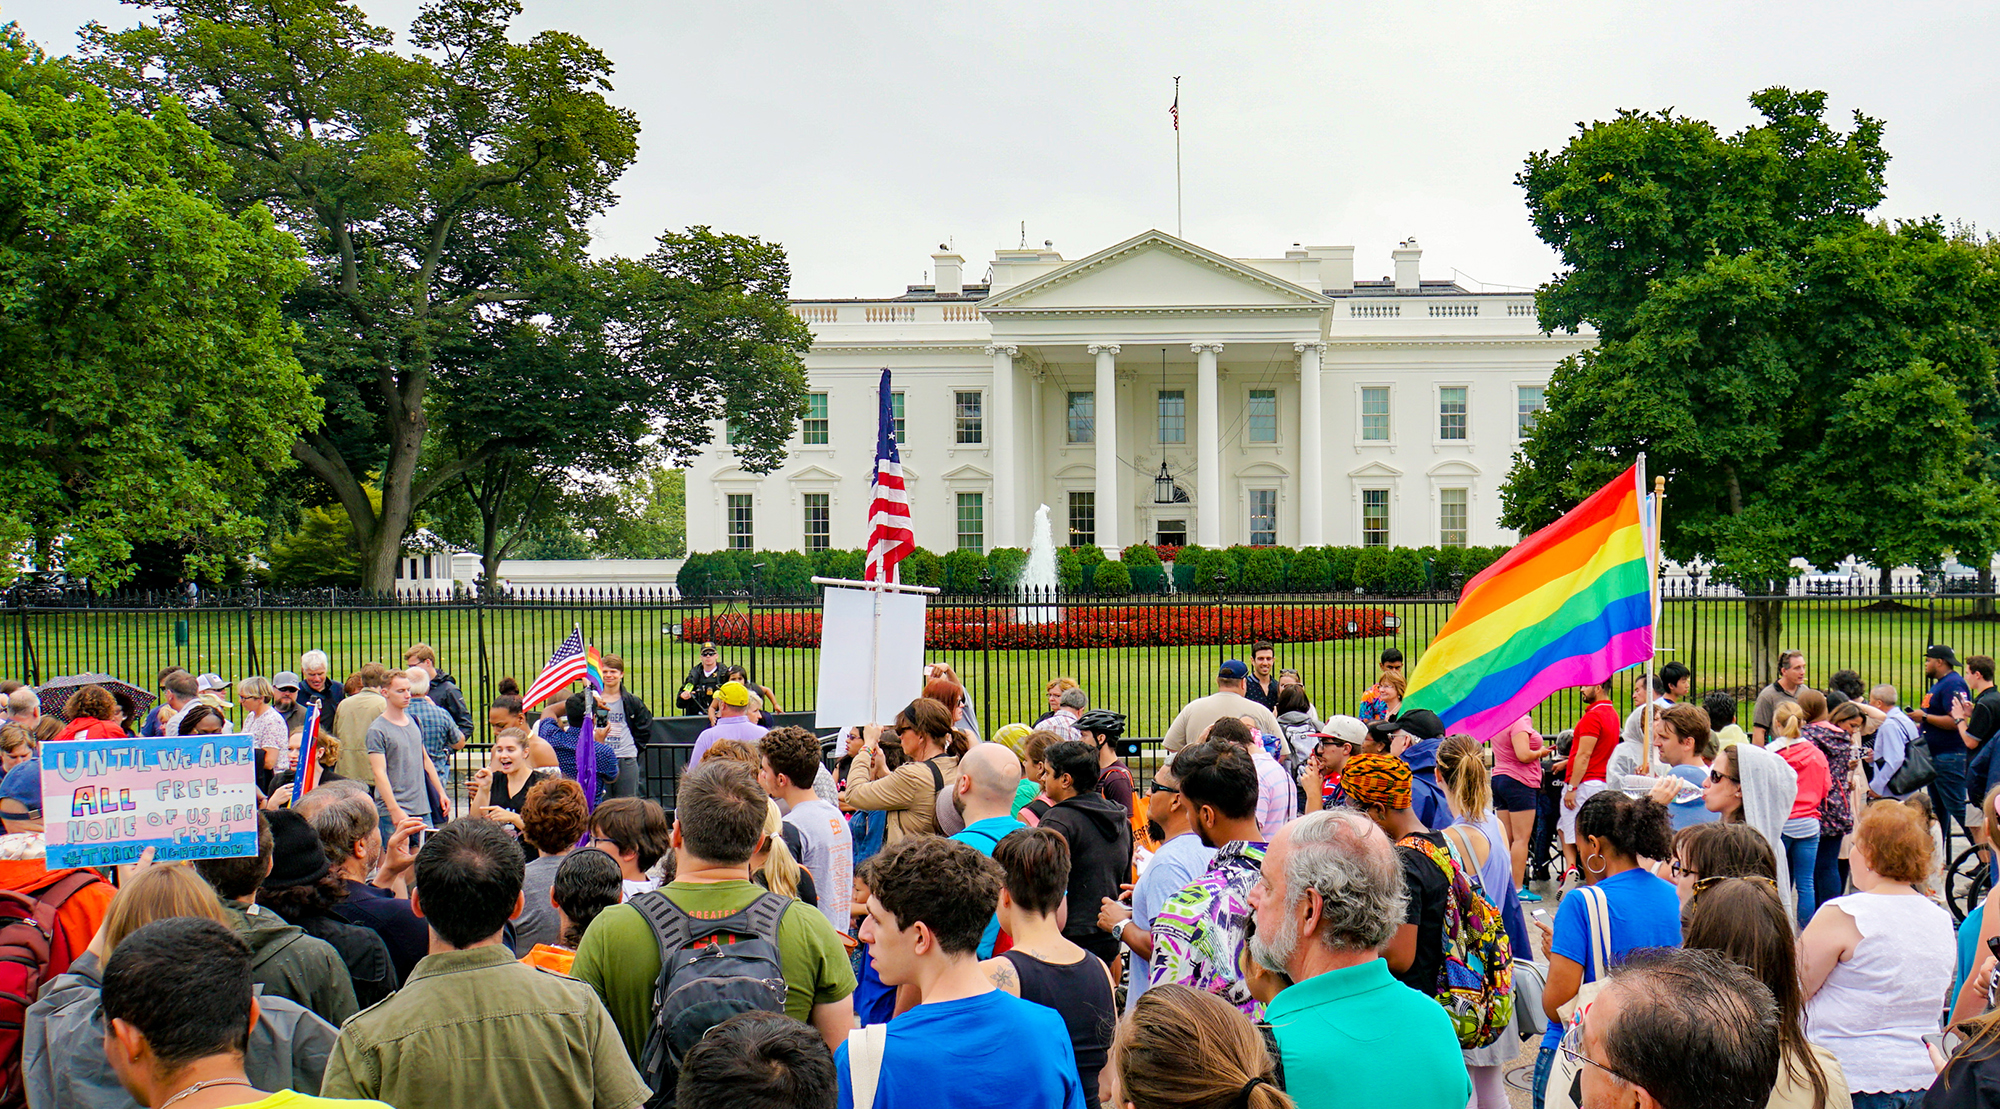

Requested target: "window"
[
  {"left": 1067, "top": 491, "right": 1096, "bottom": 548},
  {"left": 1247, "top": 389, "right": 1277, "bottom": 443},
  {"left": 1361, "top": 387, "right": 1390, "bottom": 441},
  {"left": 956, "top": 493, "right": 984, "bottom": 552},
  {"left": 724, "top": 419, "right": 741, "bottom": 445},
  {"left": 727, "top": 494, "right": 754, "bottom": 551},
  {"left": 1249, "top": 490, "right": 1278, "bottom": 546},
  {"left": 1361, "top": 489, "right": 1389, "bottom": 547},
  {"left": 1157, "top": 390, "right": 1186, "bottom": 444},
  {"left": 955, "top": 391, "right": 983, "bottom": 444},
  {"left": 1440, "top": 488, "right": 1468, "bottom": 548},
  {"left": 1439, "top": 387, "right": 1468, "bottom": 441},
  {"left": 1518, "top": 385, "right": 1545, "bottom": 437},
  {"left": 891, "top": 391, "right": 906, "bottom": 444},
  {"left": 1156, "top": 519, "right": 1187, "bottom": 547},
  {"left": 802, "top": 393, "right": 829, "bottom": 445},
  {"left": 1067, "top": 391, "right": 1095, "bottom": 444},
  {"left": 803, "top": 493, "right": 830, "bottom": 551}
]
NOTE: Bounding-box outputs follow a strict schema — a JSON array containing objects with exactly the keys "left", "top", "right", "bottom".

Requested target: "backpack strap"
[
  {"left": 846, "top": 1023, "right": 889, "bottom": 1109},
  {"left": 1579, "top": 885, "right": 1612, "bottom": 980},
  {"left": 1440, "top": 826, "right": 1488, "bottom": 899},
  {"left": 631, "top": 889, "right": 695, "bottom": 959},
  {"left": 923, "top": 758, "right": 946, "bottom": 794},
  {"left": 1255, "top": 1021, "right": 1288, "bottom": 1092}
]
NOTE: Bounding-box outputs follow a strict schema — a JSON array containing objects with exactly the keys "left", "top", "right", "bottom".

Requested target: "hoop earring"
[{"left": 1584, "top": 851, "right": 1607, "bottom": 874}]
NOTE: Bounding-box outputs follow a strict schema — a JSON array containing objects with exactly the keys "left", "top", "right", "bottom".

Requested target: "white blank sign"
[{"left": 814, "top": 585, "right": 927, "bottom": 732}]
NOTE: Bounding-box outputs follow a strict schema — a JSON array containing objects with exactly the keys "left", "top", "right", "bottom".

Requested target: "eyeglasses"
[
  {"left": 1669, "top": 859, "right": 1697, "bottom": 879},
  {"left": 1559, "top": 1015, "right": 1639, "bottom": 1087}
]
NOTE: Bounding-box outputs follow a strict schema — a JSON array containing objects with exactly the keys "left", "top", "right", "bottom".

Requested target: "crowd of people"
[{"left": 0, "top": 635, "right": 1993, "bottom": 1109}]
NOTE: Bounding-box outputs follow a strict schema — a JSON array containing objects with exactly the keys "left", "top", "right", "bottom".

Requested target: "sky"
[{"left": 8, "top": 1, "right": 1996, "bottom": 298}]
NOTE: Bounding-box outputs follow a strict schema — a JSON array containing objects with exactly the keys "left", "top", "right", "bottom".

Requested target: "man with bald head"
[{"left": 949, "top": 742, "right": 1026, "bottom": 959}]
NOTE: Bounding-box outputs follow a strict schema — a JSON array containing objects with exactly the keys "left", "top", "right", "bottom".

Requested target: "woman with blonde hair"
[
  {"left": 1771, "top": 699, "right": 1833, "bottom": 926},
  {"left": 1038, "top": 677, "right": 1080, "bottom": 726},
  {"left": 238, "top": 675, "right": 289, "bottom": 789},
  {"left": 751, "top": 800, "right": 816, "bottom": 905},
  {"left": 1114, "top": 982, "right": 1292, "bottom": 1109},
  {"left": 0, "top": 724, "right": 36, "bottom": 773},
  {"left": 23, "top": 865, "right": 339, "bottom": 1106}
]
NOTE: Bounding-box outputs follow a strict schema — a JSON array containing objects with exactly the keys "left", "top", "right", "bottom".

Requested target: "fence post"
[
  {"left": 475, "top": 591, "right": 490, "bottom": 744},
  {"left": 243, "top": 597, "right": 260, "bottom": 678},
  {"left": 14, "top": 594, "right": 35, "bottom": 685}
]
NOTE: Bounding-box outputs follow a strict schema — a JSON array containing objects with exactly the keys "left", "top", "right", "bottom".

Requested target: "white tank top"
[{"left": 1803, "top": 891, "right": 1955, "bottom": 1093}]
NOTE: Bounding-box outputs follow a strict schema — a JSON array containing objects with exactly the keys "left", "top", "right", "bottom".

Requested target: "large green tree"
[
  {"left": 0, "top": 23, "right": 313, "bottom": 588},
  {"left": 1505, "top": 88, "right": 2000, "bottom": 677},
  {"left": 83, "top": 0, "right": 642, "bottom": 591}
]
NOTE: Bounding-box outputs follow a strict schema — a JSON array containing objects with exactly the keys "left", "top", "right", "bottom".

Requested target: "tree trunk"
[
  {"left": 1746, "top": 597, "right": 1784, "bottom": 686},
  {"left": 1979, "top": 566, "right": 1995, "bottom": 617},
  {"left": 357, "top": 404, "right": 428, "bottom": 593}
]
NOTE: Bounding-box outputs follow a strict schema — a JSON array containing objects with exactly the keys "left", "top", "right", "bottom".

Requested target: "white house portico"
[{"left": 686, "top": 229, "right": 1596, "bottom": 557}]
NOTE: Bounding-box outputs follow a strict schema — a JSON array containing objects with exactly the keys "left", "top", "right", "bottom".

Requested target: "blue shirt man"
[{"left": 947, "top": 744, "right": 1029, "bottom": 959}]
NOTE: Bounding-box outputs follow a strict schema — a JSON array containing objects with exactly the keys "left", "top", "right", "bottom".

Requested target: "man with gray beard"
[{"left": 1247, "top": 808, "right": 1469, "bottom": 1109}]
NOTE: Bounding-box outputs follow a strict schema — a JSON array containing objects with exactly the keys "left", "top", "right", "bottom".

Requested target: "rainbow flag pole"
[{"left": 1403, "top": 456, "right": 1659, "bottom": 742}]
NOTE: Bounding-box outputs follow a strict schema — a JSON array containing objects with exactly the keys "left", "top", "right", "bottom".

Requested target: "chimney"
[
  {"left": 932, "top": 246, "right": 964, "bottom": 297},
  {"left": 1393, "top": 238, "right": 1421, "bottom": 291},
  {"left": 1308, "top": 246, "right": 1353, "bottom": 292}
]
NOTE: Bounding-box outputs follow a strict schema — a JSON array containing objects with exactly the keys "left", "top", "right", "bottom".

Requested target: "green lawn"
[{"left": 7, "top": 593, "right": 1996, "bottom": 741}]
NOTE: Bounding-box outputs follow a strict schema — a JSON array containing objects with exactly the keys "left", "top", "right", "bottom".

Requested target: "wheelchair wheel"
[{"left": 1944, "top": 843, "right": 1990, "bottom": 924}]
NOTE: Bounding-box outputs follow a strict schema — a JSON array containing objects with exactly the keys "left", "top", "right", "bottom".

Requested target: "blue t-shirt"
[
  {"left": 1541, "top": 867, "right": 1682, "bottom": 1048},
  {"left": 837, "top": 990, "right": 1085, "bottom": 1109},
  {"left": 1667, "top": 764, "right": 1720, "bottom": 831},
  {"left": 1925, "top": 671, "right": 1972, "bottom": 754},
  {"left": 953, "top": 816, "right": 1023, "bottom": 958}
]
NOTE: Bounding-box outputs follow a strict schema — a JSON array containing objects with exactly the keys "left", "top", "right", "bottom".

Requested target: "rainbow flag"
[
  {"left": 584, "top": 645, "right": 605, "bottom": 694},
  {"left": 1403, "top": 463, "right": 1654, "bottom": 741}
]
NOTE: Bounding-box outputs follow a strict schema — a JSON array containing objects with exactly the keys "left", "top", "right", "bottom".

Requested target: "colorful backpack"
[{"left": 1398, "top": 831, "right": 1514, "bottom": 1049}]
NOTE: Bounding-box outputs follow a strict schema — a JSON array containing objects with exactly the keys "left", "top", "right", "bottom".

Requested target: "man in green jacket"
[{"left": 193, "top": 811, "right": 359, "bottom": 1027}]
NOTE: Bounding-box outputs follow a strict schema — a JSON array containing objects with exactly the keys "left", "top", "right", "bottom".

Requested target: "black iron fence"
[{"left": 8, "top": 582, "right": 1998, "bottom": 752}]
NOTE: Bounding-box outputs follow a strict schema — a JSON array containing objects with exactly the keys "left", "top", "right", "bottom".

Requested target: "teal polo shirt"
[{"left": 1265, "top": 958, "right": 1471, "bottom": 1109}]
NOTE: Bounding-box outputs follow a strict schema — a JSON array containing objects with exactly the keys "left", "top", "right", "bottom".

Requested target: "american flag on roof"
[
  {"left": 523, "top": 626, "right": 588, "bottom": 709},
  {"left": 289, "top": 703, "right": 323, "bottom": 804},
  {"left": 864, "top": 369, "right": 914, "bottom": 583}
]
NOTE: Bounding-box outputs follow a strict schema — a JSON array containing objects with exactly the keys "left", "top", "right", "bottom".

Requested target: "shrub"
[
  {"left": 679, "top": 604, "right": 1399, "bottom": 648},
  {"left": 1287, "top": 547, "right": 1330, "bottom": 592},
  {"left": 763, "top": 551, "right": 813, "bottom": 595},
  {"left": 986, "top": 548, "right": 1027, "bottom": 590},
  {"left": 1241, "top": 548, "right": 1285, "bottom": 593},
  {"left": 1093, "top": 559, "right": 1132, "bottom": 596},
  {"left": 824, "top": 549, "right": 865, "bottom": 582},
  {"left": 674, "top": 551, "right": 715, "bottom": 598},
  {"left": 1074, "top": 544, "right": 1106, "bottom": 568},
  {"left": 1327, "top": 546, "right": 1360, "bottom": 591},
  {"left": 1430, "top": 545, "right": 1464, "bottom": 588},
  {"left": 901, "top": 547, "right": 943, "bottom": 589},
  {"left": 1121, "top": 544, "right": 1162, "bottom": 568},
  {"left": 1354, "top": 546, "right": 1391, "bottom": 593},
  {"left": 1386, "top": 548, "right": 1426, "bottom": 594},
  {"left": 943, "top": 549, "right": 985, "bottom": 593},
  {"left": 1129, "top": 564, "right": 1165, "bottom": 594},
  {"left": 1055, "top": 548, "right": 1083, "bottom": 593}
]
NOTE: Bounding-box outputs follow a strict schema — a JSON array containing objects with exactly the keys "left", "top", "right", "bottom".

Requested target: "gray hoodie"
[
  {"left": 23, "top": 951, "right": 339, "bottom": 1109},
  {"left": 1731, "top": 741, "right": 1801, "bottom": 898}
]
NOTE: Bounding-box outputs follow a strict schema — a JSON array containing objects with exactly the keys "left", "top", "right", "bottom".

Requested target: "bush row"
[
  {"left": 680, "top": 605, "right": 1399, "bottom": 649},
  {"left": 675, "top": 543, "right": 1512, "bottom": 599}
]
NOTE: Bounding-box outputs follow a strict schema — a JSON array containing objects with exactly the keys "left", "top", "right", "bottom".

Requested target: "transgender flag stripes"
[
  {"left": 290, "top": 703, "right": 323, "bottom": 804},
  {"left": 863, "top": 368, "right": 914, "bottom": 583}
]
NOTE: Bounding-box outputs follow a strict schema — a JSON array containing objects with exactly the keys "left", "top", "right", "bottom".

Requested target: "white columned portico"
[
  {"left": 1296, "top": 341, "right": 1326, "bottom": 545},
  {"left": 1088, "top": 344, "right": 1121, "bottom": 551},
  {"left": 986, "top": 344, "right": 1019, "bottom": 547},
  {"left": 1193, "top": 342, "right": 1223, "bottom": 547}
]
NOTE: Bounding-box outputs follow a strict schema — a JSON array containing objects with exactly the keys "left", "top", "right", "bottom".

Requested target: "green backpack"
[{"left": 1399, "top": 830, "right": 1514, "bottom": 1048}]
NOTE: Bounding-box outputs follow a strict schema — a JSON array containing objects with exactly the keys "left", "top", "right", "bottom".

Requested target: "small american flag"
[
  {"left": 523, "top": 626, "right": 588, "bottom": 710},
  {"left": 1170, "top": 77, "right": 1179, "bottom": 131},
  {"left": 863, "top": 369, "right": 914, "bottom": 583},
  {"left": 289, "top": 703, "right": 323, "bottom": 804}
]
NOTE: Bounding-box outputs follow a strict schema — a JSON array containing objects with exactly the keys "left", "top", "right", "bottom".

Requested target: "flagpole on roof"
[{"left": 1172, "top": 76, "right": 1183, "bottom": 238}]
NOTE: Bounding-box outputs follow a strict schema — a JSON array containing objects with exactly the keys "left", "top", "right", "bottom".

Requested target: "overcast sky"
[{"left": 9, "top": 1, "right": 1996, "bottom": 298}]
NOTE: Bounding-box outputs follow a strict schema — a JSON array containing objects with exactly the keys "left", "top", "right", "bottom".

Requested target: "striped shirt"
[{"left": 1148, "top": 840, "right": 1267, "bottom": 1018}]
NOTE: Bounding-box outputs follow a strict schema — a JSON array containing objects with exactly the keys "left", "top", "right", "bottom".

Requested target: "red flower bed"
[{"left": 680, "top": 605, "right": 1396, "bottom": 649}]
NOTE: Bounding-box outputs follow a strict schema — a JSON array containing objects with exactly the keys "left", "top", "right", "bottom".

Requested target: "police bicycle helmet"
[{"left": 1075, "top": 710, "right": 1127, "bottom": 741}]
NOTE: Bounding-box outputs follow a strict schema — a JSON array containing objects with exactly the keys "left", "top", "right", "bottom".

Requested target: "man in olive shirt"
[
  {"left": 575, "top": 759, "right": 856, "bottom": 1063},
  {"left": 322, "top": 819, "right": 646, "bottom": 1109}
]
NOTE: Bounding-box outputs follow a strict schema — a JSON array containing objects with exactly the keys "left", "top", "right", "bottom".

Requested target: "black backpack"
[{"left": 633, "top": 889, "right": 791, "bottom": 1106}]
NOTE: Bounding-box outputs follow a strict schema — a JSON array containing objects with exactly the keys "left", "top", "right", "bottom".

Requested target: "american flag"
[
  {"left": 863, "top": 369, "right": 914, "bottom": 583},
  {"left": 1170, "top": 77, "right": 1179, "bottom": 130},
  {"left": 289, "top": 703, "right": 323, "bottom": 804},
  {"left": 523, "top": 626, "right": 588, "bottom": 710}
]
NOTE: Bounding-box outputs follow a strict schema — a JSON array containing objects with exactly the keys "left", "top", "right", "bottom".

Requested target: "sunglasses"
[
  {"left": 1707, "top": 769, "right": 1738, "bottom": 785},
  {"left": 1559, "top": 1013, "right": 1639, "bottom": 1087},
  {"left": 1149, "top": 781, "right": 1180, "bottom": 796}
]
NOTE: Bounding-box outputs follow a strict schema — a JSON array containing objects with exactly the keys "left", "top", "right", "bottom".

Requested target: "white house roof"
[{"left": 979, "top": 229, "right": 1333, "bottom": 316}]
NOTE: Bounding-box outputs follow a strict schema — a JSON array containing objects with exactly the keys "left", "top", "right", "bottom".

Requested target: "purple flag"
[{"left": 576, "top": 714, "right": 600, "bottom": 812}]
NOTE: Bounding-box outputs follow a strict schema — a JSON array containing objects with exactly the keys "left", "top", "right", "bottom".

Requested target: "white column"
[
  {"left": 1194, "top": 343, "right": 1223, "bottom": 547},
  {"left": 1295, "top": 341, "right": 1326, "bottom": 545},
  {"left": 985, "top": 344, "right": 1018, "bottom": 549},
  {"left": 1088, "top": 344, "right": 1121, "bottom": 552}
]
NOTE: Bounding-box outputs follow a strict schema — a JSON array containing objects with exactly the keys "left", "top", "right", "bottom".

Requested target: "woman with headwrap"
[
  {"left": 1704, "top": 740, "right": 1801, "bottom": 902},
  {"left": 1346, "top": 754, "right": 1453, "bottom": 1001}
]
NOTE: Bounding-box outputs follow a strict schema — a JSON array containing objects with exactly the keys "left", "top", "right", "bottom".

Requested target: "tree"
[
  {"left": 1505, "top": 89, "right": 2000, "bottom": 678},
  {"left": 85, "top": 0, "right": 642, "bottom": 591},
  {"left": 592, "top": 468, "right": 687, "bottom": 561},
  {"left": 266, "top": 504, "right": 363, "bottom": 588}
]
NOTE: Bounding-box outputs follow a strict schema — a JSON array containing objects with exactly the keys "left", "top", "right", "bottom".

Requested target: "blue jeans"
[
  {"left": 1783, "top": 834, "right": 1819, "bottom": 928},
  {"left": 1814, "top": 833, "right": 1846, "bottom": 917},
  {"left": 1532, "top": 1044, "right": 1557, "bottom": 1109},
  {"left": 1850, "top": 1091, "right": 1925, "bottom": 1109},
  {"left": 1932, "top": 749, "right": 1970, "bottom": 857}
]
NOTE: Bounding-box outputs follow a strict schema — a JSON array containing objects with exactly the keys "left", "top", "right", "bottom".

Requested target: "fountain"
[{"left": 1019, "top": 504, "right": 1062, "bottom": 624}]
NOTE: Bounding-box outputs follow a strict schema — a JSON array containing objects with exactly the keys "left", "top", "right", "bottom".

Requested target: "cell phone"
[
  {"left": 1924, "top": 1031, "right": 1963, "bottom": 1057},
  {"left": 1532, "top": 909, "right": 1547, "bottom": 919},
  {"left": 1986, "top": 934, "right": 2000, "bottom": 962}
]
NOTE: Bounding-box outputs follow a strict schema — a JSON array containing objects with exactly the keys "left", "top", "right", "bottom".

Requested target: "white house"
[{"left": 686, "top": 229, "right": 1596, "bottom": 556}]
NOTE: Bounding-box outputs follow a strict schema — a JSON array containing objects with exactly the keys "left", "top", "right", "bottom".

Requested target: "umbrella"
[{"left": 36, "top": 674, "right": 155, "bottom": 722}]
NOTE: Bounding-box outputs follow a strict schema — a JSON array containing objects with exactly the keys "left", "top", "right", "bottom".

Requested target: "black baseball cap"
[
  {"left": 1928, "top": 644, "right": 1958, "bottom": 665},
  {"left": 1367, "top": 708, "right": 1445, "bottom": 742}
]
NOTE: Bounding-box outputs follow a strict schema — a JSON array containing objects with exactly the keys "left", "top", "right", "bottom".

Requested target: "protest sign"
[{"left": 42, "top": 733, "right": 260, "bottom": 868}]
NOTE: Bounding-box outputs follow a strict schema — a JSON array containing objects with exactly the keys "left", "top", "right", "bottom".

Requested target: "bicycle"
[{"left": 1945, "top": 841, "right": 1991, "bottom": 924}]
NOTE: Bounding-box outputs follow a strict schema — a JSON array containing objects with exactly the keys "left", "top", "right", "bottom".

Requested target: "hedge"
[
  {"left": 678, "top": 543, "right": 1513, "bottom": 597},
  {"left": 680, "top": 604, "right": 1399, "bottom": 648}
]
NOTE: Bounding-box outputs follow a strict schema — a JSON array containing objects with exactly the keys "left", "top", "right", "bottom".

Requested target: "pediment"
[
  {"left": 1238, "top": 461, "right": 1290, "bottom": 478},
  {"left": 787, "top": 464, "right": 844, "bottom": 483},
  {"left": 1347, "top": 461, "right": 1404, "bottom": 479},
  {"left": 981, "top": 231, "right": 1332, "bottom": 313},
  {"left": 1051, "top": 463, "right": 1096, "bottom": 481},
  {"left": 942, "top": 463, "right": 992, "bottom": 481},
  {"left": 1427, "top": 460, "right": 1482, "bottom": 477}
]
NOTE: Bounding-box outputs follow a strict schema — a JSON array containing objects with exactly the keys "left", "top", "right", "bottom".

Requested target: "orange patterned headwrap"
[{"left": 1342, "top": 753, "right": 1414, "bottom": 810}]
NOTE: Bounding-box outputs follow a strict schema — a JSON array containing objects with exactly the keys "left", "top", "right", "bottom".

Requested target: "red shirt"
[
  {"left": 1776, "top": 740, "right": 1831, "bottom": 820},
  {"left": 1571, "top": 700, "right": 1620, "bottom": 783}
]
